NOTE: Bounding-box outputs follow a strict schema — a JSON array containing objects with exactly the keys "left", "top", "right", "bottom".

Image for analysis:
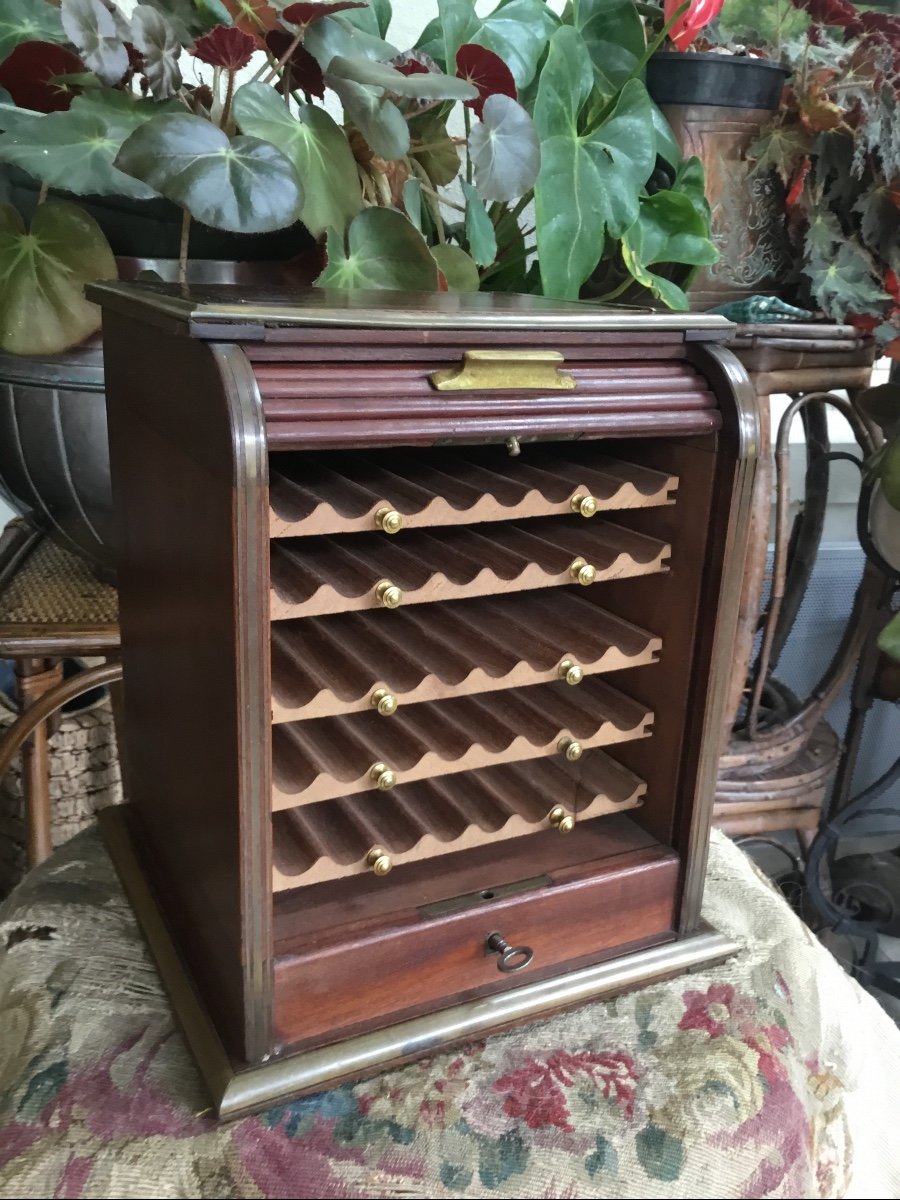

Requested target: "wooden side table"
[
  {"left": 0, "top": 520, "right": 122, "bottom": 867},
  {"left": 715, "top": 323, "right": 879, "bottom": 843}
]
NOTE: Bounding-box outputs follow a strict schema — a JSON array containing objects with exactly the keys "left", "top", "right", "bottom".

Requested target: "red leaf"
[
  {"left": 885, "top": 336, "right": 900, "bottom": 362},
  {"left": 791, "top": 0, "right": 857, "bottom": 26},
  {"left": 221, "top": 0, "right": 280, "bottom": 47},
  {"left": 265, "top": 29, "right": 325, "bottom": 98},
  {"left": 393, "top": 52, "right": 431, "bottom": 77},
  {"left": 886, "top": 270, "right": 900, "bottom": 304},
  {"left": 787, "top": 156, "right": 811, "bottom": 206},
  {"left": 0, "top": 41, "right": 85, "bottom": 113},
  {"left": 193, "top": 25, "right": 256, "bottom": 71},
  {"left": 455, "top": 43, "right": 516, "bottom": 120},
  {"left": 281, "top": 1, "right": 366, "bottom": 27},
  {"left": 848, "top": 313, "right": 880, "bottom": 334}
]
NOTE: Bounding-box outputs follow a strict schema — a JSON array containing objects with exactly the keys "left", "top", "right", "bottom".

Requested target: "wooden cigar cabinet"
[{"left": 90, "top": 284, "right": 757, "bottom": 1120}]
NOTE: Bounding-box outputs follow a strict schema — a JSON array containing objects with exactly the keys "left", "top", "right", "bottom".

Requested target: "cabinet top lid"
[{"left": 87, "top": 282, "right": 732, "bottom": 339}]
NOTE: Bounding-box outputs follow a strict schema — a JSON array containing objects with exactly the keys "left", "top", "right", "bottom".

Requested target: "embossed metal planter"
[
  {"left": 647, "top": 53, "right": 791, "bottom": 311},
  {"left": 0, "top": 259, "right": 286, "bottom": 575}
]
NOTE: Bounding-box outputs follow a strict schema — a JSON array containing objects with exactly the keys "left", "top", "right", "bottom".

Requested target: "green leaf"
[
  {"left": 855, "top": 186, "right": 900, "bottom": 274},
  {"left": 0, "top": 107, "right": 159, "bottom": 198},
  {"left": 61, "top": 0, "right": 129, "bottom": 85},
  {"left": 622, "top": 190, "right": 718, "bottom": 310},
  {"left": 650, "top": 104, "right": 682, "bottom": 169},
  {"left": 402, "top": 176, "right": 423, "bottom": 232},
  {"left": 673, "top": 156, "right": 711, "bottom": 222},
  {"left": 342, "top": 0, "right": 392, "bottom": 39},
  {"left": 748, "top": 125, "right": 810, "bottom": 188},
  {"left": 408, "top": 109, "right": 459, "bottom": 186},
  {"left": 327, "top": 53, "right": 477, "bottom": 101},
  {"left": 315, "top": 207, "right": 440, "bottom": 290},
  {"left": 878, "top": 609, "right": 900, "bottom": 663},
  {"left": 233, "top": 81, "right": 360, "bottom": 237},
  {"left": 0, "top": 199, "right": 115, "bottom": 355},
  {"left": 805, "top": 238, "right": 889, "bottom": 321},
  {"left": 469, "top": 94, "right": 539, "bottom": 203},
  {"left": 534, "top": 27, "right": 656, "bottom": 299},
  {"left": 115, "top": 114, "right": 303, "bottom": 233},
  {"left": 432, "top": 0, "right": 556, "bottom": 89},
  {"left": 329, "top": 74, "right": 408, "bottom": 159},
  {"left": 857, "top": 384, "right": 900, "bottom": 437},
  {"left": 305, "top": 12, "right": 396, "bottom": 70},
  {"left": 0, "top": 0, "right": 65, "bottom": 61},
  {"left": 131, "top": 5, "right": 183, "bottom": 100},
  {"left": 431, "top": 243, "right": 480, "bottom": 291},
  {"left": 568, "top": 0, "right": 645, "bottom": 91},
  {"left": 636, "top": 1124, "right": 685, "bottom": 1183},
  {"left": 462, "top": 180, "right": 497, "bottom": 266}
]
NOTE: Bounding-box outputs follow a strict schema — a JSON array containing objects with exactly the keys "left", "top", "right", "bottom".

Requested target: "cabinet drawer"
[{"left": 273, "top": 839, "right": 679, "bottom": 1048}]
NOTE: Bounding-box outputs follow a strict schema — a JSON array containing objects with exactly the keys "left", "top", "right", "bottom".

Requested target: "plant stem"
[
  {"left": 220, "top": 69, "right": 236, "bottom": 131},
  {"left": 178, "top": 209, "right": 191, "bottom": 287},
  {"left": 36, "top": 181, "right": 48, "bottom": 206},
  {"left": 418, "top": 181, "right": 466, "bottom": 214},
  {"left": 593, "top": 276, "right": 634, "bottom": 303},
  {"left": 256, "top": 32, "right": 303, "bottom": 86},
  {"left": 463, "top": 105, "right": 473, "bottom": 185}
]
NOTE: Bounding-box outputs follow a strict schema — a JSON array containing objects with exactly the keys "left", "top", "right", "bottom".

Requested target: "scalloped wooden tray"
[
  {"left": 271, "top": 678, "right": 653, "bottom": 809},
  {"left": 269, "top": 447, "right": 678, "bottom": 538},
  {"left": 271, "top": 753, "right": 647, "bottom": 889},
  {"left": 269, "top": 517, "right": 670, "bottom": 619},
  {"left": 271, "top": 591, "right": 661, "bottom": 722}
]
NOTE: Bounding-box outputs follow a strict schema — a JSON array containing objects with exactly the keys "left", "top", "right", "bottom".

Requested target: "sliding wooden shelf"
[
  {"left": 269, "top": 517, "right": 670, "bottom": 619},
  {"left": 269, "top": 448, "right": 678, "bottom": 538},
  {"left": 271, "top": 678, "right": 653, "bottom": 808},
  {"left": 271, "top": 753, "right": 647, "bottom": 889},
  {"left": 95, "top": 282, "right": 755, "bottom": 1117},
  {"left": 271, "top": 592, "right": 661, "bottom": 721}
]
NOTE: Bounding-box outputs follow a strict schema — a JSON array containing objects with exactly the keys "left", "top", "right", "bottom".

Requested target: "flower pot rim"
[{"left": 649, "top": 50, "right": 788, "bottom": 74}]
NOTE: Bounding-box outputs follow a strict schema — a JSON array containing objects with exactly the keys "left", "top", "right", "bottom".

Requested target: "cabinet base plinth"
[{"left": 101, "top": 804, "right": 739, "bottom": 1122}]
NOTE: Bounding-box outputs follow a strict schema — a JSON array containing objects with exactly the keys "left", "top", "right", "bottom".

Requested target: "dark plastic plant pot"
[
  {"left": 646, "top": 52, "right": 788, "bottom": 111},
  {"left": 5, "top": 166, "right": 315, "bottom": 260}
]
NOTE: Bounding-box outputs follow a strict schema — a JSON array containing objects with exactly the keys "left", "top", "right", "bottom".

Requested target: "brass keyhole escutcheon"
[
  {"left": 375, "top": 507, "right": 403, "bottom": 535},
  {"left": 375, "top": 579, "right": 403, "bottom": 609},
  {"left": 366, "top": 847, "right": 393, "bottom": 876},
  {"left": 570, "top": 493, "right": 598, "bottom": 519},
  {"left": 370, "top": 688, "right": 398, "bottom": 716},
  {"left": 548, "top": 805, "right": 576, "bottom": 834},
  {"left": 569, "top": 558, "right": 596, "bottom": 587},
  {"left": 558, "top": 736, "right": 583, "bottom": 762},
  {"left": 486, "top": 932, "right": 534, "bottom": 973},
  {"left": 369, "top": 762, "right": 398, "bottom": 790},
  {"left": 558, "top": 658, "right": 584, "bottom": 686}
]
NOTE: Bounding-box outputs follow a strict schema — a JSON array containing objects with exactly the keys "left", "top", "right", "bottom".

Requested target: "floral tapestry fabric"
[{"left": 1, "top": 829, "right": 900, "bottom": 1198}]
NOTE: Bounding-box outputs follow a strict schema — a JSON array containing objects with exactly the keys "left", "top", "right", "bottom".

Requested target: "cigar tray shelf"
[{"left": 91, "top": 285, "right": 757, "bottom": 1120}]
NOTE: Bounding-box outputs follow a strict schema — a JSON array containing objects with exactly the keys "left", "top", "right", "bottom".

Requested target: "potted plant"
[
  {"left": 640, "top": 0, "right": 795, "bottom": 308},
  {"left": 747, "top": 0, "right": 900, "bottom": 358},
  {"left": 0, "top": 0, "right": 716, "bottom": 572}
]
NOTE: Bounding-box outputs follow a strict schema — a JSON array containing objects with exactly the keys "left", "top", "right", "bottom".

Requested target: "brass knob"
[
  {"left": 569, "top": 557, "right": 596, "bottom": 587},
  {"left": 366, "top": 846, "right": 393, "bottom": 876},
  {"left": 375, "top": 507, "right": 403, "bottom": 535},
  {"left": 369, "top": 761, "right": 398, "bottom": 790},
  {"left": 375, "top": 579, "right": 403, "bottom": 609},
  {"left": 570, "top": 493, "right": 598, "bottom": 519},
  {"left": 548, "top": 805, "right": 576, "bottom": 834},
  {"left": 558, "top": 658, "right": 584, "bottom": 686},
  {"left": 370, "top": 688, "right": 398, "bottom": 716},
  {"left": 558, "top": 736, "right": 583, "bottom": 762}
]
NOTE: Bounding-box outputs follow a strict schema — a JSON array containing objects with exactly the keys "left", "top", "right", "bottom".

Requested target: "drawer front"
[{"left": 273, "top": 846, "right": 678, "bottom": 1048}]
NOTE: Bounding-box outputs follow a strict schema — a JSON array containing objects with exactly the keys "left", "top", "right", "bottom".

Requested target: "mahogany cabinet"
[{"left": 90, "top": 285, "right": 758, "bottom": 1119}]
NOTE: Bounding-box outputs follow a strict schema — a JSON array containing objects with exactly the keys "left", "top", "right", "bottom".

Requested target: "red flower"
[
  {"left": 281, "top": 1, "right": 366, "bottom": 27},
  {"left": 192, "top": 25, "right": 256, "bottom": 71},
  {"left": 456, "top": 43, "right": 516, "bottom": 120},
  {"left": 665, "top": 0, "right": 725, "bottom": 52},
  {"left": 495, "top": 1049, "right": 638, "bottom": 1132},
  {"left": 265, "top": 29, "right": 324, "bottom": 98},
  {"left": 679, "top": 982, "right": 736, "bottom": 1037},
  {"left": 0, "top": 41, "right": 85, "bottom": 113}
]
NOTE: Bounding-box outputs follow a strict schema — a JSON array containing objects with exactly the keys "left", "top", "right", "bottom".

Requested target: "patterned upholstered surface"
[
  {"left": 1, "top": 828, "right": 899, "bottom": 1199},
  {"left": 0, "top": 531, "right": 117, "bottom": 626}
]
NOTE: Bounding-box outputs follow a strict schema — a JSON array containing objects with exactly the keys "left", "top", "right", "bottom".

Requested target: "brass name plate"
[{"left": 430, "top": 350, "right": 576, "bottom": 393}]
